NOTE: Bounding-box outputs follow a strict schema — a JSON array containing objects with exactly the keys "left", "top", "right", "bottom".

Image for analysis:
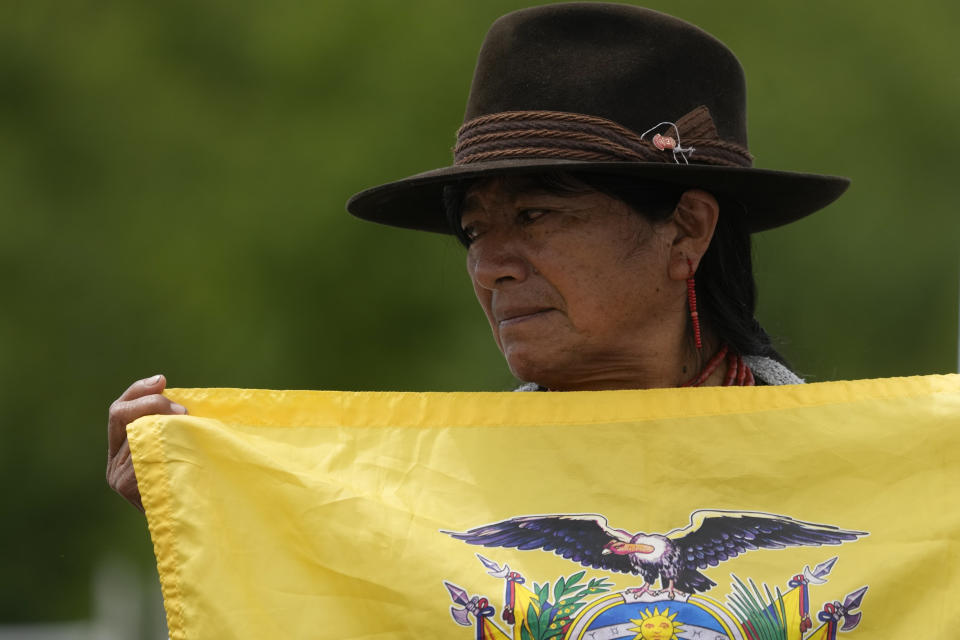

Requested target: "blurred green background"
[{"left": 1, "top": 0, "right": 956, "bottom": 633}]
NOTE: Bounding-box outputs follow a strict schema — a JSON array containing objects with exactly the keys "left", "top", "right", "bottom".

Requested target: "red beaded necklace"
[{"left": 680, "top": 345, "right": 755, "bottom": 387}]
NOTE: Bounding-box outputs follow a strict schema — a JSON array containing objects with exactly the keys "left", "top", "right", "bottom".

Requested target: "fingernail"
[
  {"left": 145, "top": 374, "right": 162, "bottom": 386},
  {"left": 170, "top": 403, "right": 187, "bottom": 415}
]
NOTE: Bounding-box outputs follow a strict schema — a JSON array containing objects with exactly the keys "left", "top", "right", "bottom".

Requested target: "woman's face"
[{"left": 461, "top": 176, "right": 686, "bottom": 390}]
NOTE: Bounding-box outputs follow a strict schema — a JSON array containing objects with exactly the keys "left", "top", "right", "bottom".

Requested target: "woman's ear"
[{"left": 667, "top": 189, "right": 719, "bottom": 281}]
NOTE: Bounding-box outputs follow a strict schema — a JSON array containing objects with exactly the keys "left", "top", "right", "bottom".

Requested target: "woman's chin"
[{"left": 504, "top": 348, "right": 569, "bottom": 390}]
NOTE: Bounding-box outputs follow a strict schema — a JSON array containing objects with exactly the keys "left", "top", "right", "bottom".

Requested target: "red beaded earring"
[{"left": 686, "top": 258, "right": 702, "bottom": 350}]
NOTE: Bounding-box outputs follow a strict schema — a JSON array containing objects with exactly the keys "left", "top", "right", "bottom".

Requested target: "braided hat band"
[{"left": 454, "top": 106, "right": 753, "bottom": 169}]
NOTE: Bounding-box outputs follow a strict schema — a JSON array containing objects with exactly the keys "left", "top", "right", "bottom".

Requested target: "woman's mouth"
[{"left": 497, "top": 308, "right": 555, "bottom": 328}]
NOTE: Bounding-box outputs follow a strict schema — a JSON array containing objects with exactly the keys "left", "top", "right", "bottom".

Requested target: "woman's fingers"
[
  {"left": 107, "top": 394, "right": 187, "bottom": 455},
  {"left": 107, "top": 374, "right": 187, "bottom": 511},
  {"left": 108, "top": 440, "right": 144, "bottom": 512},
  {"left": 108, "top": 374, "right": 167, "bottom": 456},
  {"left": 118, "top": 373, "right": 166, "bottom": 403}
]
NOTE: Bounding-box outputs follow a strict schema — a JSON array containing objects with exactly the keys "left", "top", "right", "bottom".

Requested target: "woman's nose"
[{"left": 468, "top": 238, "right": 530, "bottom": 290}]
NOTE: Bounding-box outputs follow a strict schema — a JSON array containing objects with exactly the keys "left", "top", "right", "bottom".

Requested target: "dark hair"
[{"left": 442, "top": 172, "right": 788, "bottom": 365}]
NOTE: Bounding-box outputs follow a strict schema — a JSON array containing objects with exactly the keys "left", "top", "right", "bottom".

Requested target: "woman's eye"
[
  {"left": 518, "top": 209, "right": 549, "bottom": 224},
  {"left": 461, "top": 224, "right": 480, "bottom": 244}
]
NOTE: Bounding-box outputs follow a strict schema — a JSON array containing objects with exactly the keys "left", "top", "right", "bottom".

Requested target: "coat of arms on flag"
[{"left": 443, "top": 511, "right": 868, "bottom": 640}]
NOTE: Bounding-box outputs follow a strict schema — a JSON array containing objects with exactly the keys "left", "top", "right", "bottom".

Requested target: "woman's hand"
[{"left": 107, "top": 374, "right": 187, "bottom": 511}]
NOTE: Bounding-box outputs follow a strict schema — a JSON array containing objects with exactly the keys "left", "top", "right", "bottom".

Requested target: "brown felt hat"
[{"left": 347, "top": 3, "right": 849, "bottom": 234}]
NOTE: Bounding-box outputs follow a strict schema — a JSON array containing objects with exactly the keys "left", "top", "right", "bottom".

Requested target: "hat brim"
[{"left": 347, "top": 159, "right": 849, "bottom": 234}]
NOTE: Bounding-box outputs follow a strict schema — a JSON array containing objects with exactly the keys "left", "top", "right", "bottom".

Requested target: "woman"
[{"left": 108, "top": 4, "right": 848, "bottom": 507}]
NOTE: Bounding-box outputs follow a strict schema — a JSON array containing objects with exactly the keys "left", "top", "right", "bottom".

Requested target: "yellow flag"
[
  {"left": 805, "top": 624, "right": 832, "bottom": 640},
  {"left": 780, "top": 585, "right": 806, "bottom": 640},
  {"left": 128, "top": 375, "right": 960, "bottom": 639},
  {"left": 481, "top": 618, "right": 512, "bottom": 640},
  {"left": 511, "top": 581, "right": 539, "bottom": 640}
]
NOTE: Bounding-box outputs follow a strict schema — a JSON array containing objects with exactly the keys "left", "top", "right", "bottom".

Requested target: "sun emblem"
[{"left": 629, "top": 606, "right": 684, "bottom": 640}]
